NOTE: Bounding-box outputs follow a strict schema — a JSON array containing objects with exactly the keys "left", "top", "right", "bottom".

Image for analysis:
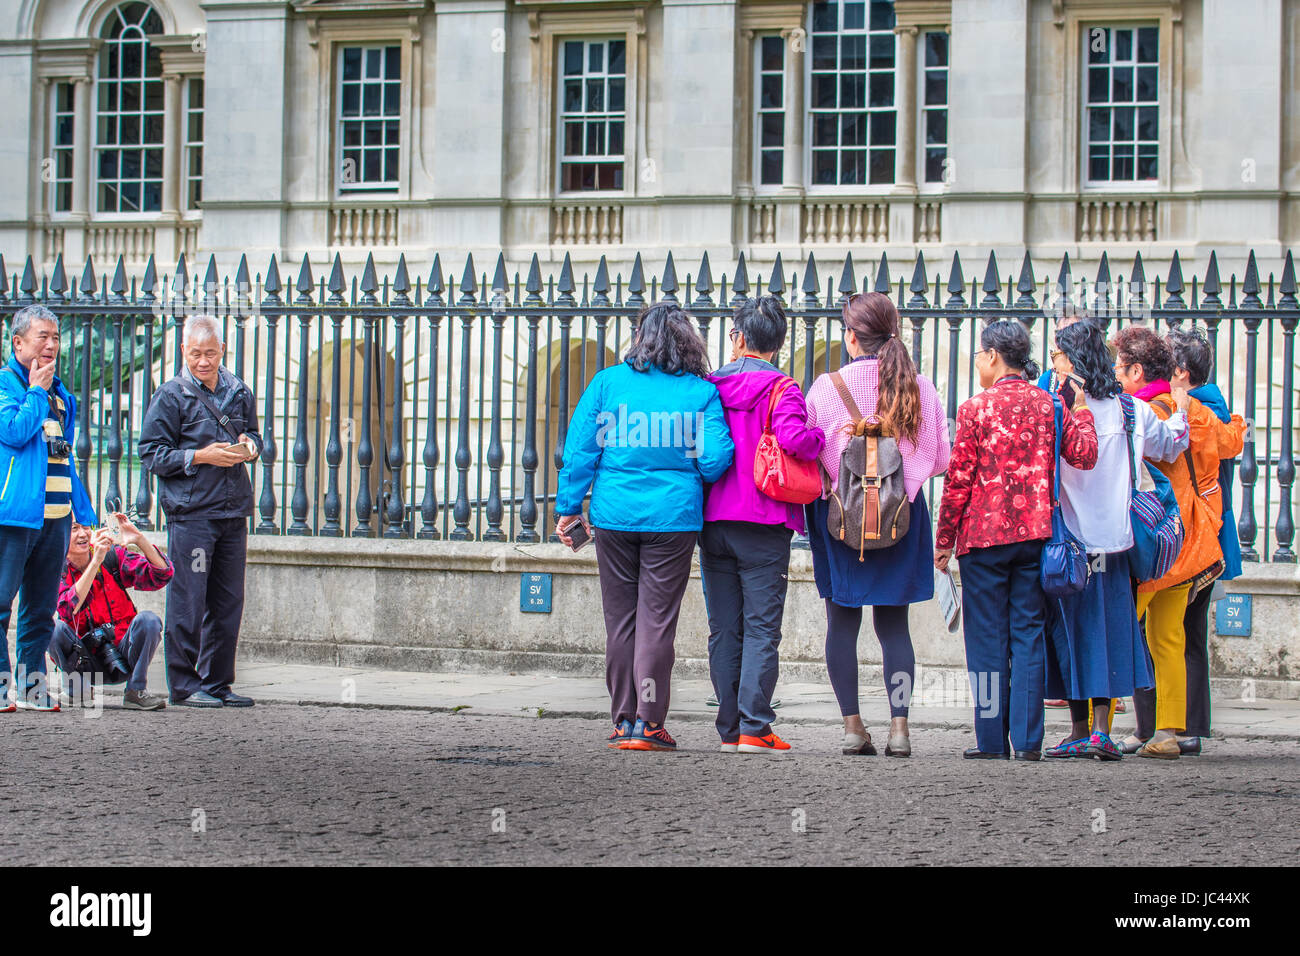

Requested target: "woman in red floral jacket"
[{"left": 935, "top": 320, "right": 1098, "bottom": 760}]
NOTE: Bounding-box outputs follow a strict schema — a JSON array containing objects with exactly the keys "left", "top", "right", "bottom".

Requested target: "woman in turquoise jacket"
[{"left": 556, "top": 301, "right": 733, "bottom": 752}]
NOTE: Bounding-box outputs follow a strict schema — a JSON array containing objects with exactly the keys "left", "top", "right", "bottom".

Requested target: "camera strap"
[{"left": 180, "top": 381, "right": 244, "bottom": 445}]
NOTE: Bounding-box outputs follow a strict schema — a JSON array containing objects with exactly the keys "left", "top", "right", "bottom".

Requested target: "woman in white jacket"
[{"left": 1042, "top": 322, "right": 1190, "bottom": 760}]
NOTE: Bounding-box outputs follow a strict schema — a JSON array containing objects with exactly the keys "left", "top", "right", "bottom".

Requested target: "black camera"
[
  {"left": 78, "top": 624, "right": 129, "bottom": 684},
  {"left": 45, "top": 435, "right": 72, "bottom": 458},
  {"left": 43, "top": 418, "right": 72, "bottom": 459}
]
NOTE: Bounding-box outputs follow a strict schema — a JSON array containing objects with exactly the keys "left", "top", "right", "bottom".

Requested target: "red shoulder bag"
[{"left": 753, "top": 378, "right": 822, "bottom": 504}]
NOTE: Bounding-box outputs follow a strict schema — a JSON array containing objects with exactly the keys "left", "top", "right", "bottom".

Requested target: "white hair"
[
  {"left": 182, "top": 315, "right": 223, "bottom": 346},
  {"left": 11, "top": 305, "right": 58, "bottom": 338}
]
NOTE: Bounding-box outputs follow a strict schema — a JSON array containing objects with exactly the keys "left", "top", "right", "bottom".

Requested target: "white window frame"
[
  {"left": 336, "top": 43, "right": 402, "bottom": 194},
  {"left": 94, "top": 2, "right": 166, "bottom": 217},
  {"left": 917, "top": 28, "right": 948, "bottom": 190},
  {"left": 555, "top": 36, "right": 628, "bottom": 196},
  {"left": 50, "top": 81, "right": 76, "bottom": 215},
  {"left": 1081, "top": 23, "right": 1161, "bottom": 188},
  {"left": 753, "top": 33, "right": 787, "bottom": 192},
  {"left": 183, "top": 76, "right": 203, "bottom": 213},
  {"left": 804, "top": 0, "right": 899, "bottom": 194}
]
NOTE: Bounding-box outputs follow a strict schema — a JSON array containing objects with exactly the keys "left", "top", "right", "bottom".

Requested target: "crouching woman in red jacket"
[{"left": 935, "top": 320, "right": 1098, "bottom": 760}]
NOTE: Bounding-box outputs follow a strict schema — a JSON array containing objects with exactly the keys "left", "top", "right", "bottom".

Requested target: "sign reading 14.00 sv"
[{"left": 1214, "top": 593, "right": 1251, "bottom": 637}]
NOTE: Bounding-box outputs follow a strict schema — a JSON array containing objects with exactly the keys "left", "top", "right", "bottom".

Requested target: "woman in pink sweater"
[{"left": 804, "top": 293, "right": 950, "bottom": 757}]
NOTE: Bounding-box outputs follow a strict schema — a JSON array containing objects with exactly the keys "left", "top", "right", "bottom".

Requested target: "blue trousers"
[
  {"left": 0, "top": 516, "right": 72, "bottom": 699},
  {"left": 957, "top": 539, "right": 1048, "bottom": 755},
  {"left": 48, "top": 613, "right": 162, "bottom": 692},
  {"left": 699, "top": 520, "right": 793, "bottom": 739}
]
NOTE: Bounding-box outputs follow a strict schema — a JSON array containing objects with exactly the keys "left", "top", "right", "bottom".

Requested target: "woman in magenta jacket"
[{"left": 700, "top": 296, "right": 826, "bottom": 754}]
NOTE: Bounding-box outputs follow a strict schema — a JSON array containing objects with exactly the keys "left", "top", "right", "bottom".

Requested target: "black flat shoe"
[
  {"left": 215, "top": 691, "right": 255, "bottom": 708},
  {"left": 963, "top": 748, "right": 1009, "bottom": 760},
  {"left": 173, "top": 690, "right": 223, "bottom": 708},
  {"left": 1178, "top": 737, "right": 1202, "bottom": 756},
  {"left": 1014, "top": 750, "right": 1042, "bottom": 761}
]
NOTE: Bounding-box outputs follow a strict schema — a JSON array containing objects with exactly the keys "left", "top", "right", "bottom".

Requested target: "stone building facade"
[{"left": 2, "top": 0, "right": 1296, "bottom": 283}]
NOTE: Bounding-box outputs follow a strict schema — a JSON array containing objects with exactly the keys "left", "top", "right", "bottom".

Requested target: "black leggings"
[
  {"left": 1067, "top": 698, "right": 1111, "bottom": 726},
  {"left": 825, "top": 601, "right": 915, "bottom": 718}
]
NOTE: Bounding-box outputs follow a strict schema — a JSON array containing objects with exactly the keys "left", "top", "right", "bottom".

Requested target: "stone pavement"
[
  {"left": 4, "top": 659, "right": 1294, "bottom": 866},
  {"left": 138, "top": 658, "right": 1300, "bottom": 740}
]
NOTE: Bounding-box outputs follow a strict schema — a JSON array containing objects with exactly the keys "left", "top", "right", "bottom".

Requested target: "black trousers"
[
  {"left": 164, "top": 517, "right": 248, "bottom": 700},
  {"left": 1134, "top": 583, "right": 1213, "bottom": 738}
]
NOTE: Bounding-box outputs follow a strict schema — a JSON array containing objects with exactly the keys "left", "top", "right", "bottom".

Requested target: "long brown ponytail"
[{"left": 842, "top": 292, "right": 922, "bottom": 443}]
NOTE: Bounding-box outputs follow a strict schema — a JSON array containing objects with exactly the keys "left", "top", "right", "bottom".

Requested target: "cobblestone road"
[{"left": 4, "top": 704, "right": 1296, "bottom": 865}]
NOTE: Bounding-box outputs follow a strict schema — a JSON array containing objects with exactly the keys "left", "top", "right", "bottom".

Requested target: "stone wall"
[{"left": 128, "top": 532, "right": 1300, "bottom": 699}]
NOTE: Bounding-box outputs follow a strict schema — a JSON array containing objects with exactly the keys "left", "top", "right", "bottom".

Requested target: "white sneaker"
[
  {"left": 16, "top": 694, "right": 60, "bottom": 712},
  {"left": 842, "top": 731, "right": 875, "bottom": 755}
]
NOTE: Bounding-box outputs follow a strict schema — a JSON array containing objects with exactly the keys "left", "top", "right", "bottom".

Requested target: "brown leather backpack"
[{"left": 823, "top": 371, "right": 910, "bottom": 561}]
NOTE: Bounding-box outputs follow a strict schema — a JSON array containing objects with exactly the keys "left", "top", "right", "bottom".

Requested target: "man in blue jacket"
[{"left": 0, "top": 305, "right": 98, "bottom": 710}]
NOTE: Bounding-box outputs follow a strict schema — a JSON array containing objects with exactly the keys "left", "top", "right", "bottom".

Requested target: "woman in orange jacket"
[{"left": 1111, "top": 327, "right": 1245, "bottom": 759}]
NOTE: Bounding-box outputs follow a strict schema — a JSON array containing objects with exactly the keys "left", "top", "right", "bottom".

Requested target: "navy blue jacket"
[{"left": 138, "top": 367, "right": 262, "bottom": 521}]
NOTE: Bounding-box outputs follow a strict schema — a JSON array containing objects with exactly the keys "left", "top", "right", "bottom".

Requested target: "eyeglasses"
[
  {"left": 1050, "top": 348, "right": 1064, "bottom": 361},
  {"left": 727, "top": 328, "right": 741, "bottom": 341}
]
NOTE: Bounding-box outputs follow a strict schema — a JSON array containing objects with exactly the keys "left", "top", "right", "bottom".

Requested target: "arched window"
[
  {"left": 96, "top": 2, "right": 165, "bottom": 213},
  {"left": 808, "top": 0, "right": 897, "bottom": 186}
]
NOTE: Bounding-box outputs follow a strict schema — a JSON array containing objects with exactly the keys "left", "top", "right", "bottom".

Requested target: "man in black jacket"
[{"left": 139, "top": 316, "right": 262, "bottom": 708}]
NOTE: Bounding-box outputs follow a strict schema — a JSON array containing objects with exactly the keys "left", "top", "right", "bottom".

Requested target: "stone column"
[
  {"left": 895, "top": 25, "right": 918, "bottom": 190},
  {"left": 161, "top": 72, "right": 182, "bottom": 218},
  {"left": 71, "top": 75, "right": 93, "bottom": 218},
  {"left": 198, "top": 0, "right": 291, "bottom": 262},
  {"left": 782, "top": 28, "right": 804, "bottom": 191}
]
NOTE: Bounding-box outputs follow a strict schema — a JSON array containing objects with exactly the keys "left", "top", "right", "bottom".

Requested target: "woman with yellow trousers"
[{"left": 1111, "top": 327, "right": 1245, "bottom": 759}]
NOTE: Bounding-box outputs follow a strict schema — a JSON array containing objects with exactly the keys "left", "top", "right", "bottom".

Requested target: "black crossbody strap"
[
  {"left": 181, "top": 382, "right": 243, "bottom": 444},
  {"left": 1151, "top": 395, "right": 1200, "bottom": 495}
]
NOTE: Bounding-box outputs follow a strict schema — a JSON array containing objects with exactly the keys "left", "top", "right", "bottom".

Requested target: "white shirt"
[{"left": 1058, "top": 394, "right": 1189, "bottom": 553}]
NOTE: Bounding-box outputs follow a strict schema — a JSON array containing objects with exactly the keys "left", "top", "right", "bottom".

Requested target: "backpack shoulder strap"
[
  {"left": 1051, "top": 394, "right": 1063, "bottom": 503},
  {"left": 1119, "top": 393, "right": 1137, "bottom": 488},
  {"left": 829, "top": 371, "right": 863, "bottom": 423}
]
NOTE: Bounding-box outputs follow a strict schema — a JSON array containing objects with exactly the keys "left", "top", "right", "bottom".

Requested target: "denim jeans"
[
  {"left": 699, "top": 520, "right": 793, "bottom": 739},
  {"left": 48, "top": 612, "right": 163, "bottom": 693},
  {"left": 0, "top": 516, "right": 72, "bottom": 700}
]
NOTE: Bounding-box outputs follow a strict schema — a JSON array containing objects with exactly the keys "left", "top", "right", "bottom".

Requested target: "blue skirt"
[
  {"left": 805, "top": 490, "right": 934, "bottom": 607},
  {"left": 1045, "top": 548, "right": 1154, "bottom": 700}
]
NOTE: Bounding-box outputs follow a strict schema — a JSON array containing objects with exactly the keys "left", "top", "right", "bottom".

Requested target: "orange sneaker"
[{"left": 737, "top": 732, "right": 791, "bottom": 753}]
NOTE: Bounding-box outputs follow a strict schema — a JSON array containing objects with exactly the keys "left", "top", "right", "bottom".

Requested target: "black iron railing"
[{"left": 1, "top": 246, "right": 1296, "bottom": 562}]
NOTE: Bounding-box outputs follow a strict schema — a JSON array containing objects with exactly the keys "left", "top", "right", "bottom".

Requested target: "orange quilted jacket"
[{"left": 1140, "top": 393, "right": 1245, "bottom": 593}]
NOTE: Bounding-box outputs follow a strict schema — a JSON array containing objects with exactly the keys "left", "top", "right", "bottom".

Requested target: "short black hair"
[
  {"left": 1166, "top": 327, "right": 1213, "bottom": 387},
  {"left": 981, "top": 319, "right": 1040, "bottom": 380},
  {"left": 731, "top": 296, "right": 787, "bottom": 355}
]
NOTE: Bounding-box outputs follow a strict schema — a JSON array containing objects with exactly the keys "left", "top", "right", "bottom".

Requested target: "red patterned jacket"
[
  {"left": 935, "top": 375, "right": 1098, "bottom": 556},
  {"left": 56, "top": 546, "right": 174, "bottom": 645}
]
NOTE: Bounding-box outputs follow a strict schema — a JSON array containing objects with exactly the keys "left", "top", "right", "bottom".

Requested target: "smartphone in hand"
[
  {"left": 566, "top": 520, "right": 592, "bottom": 552},
  {"left": 1057, "top": 377, "right": 1076, "bottom": 408}
]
